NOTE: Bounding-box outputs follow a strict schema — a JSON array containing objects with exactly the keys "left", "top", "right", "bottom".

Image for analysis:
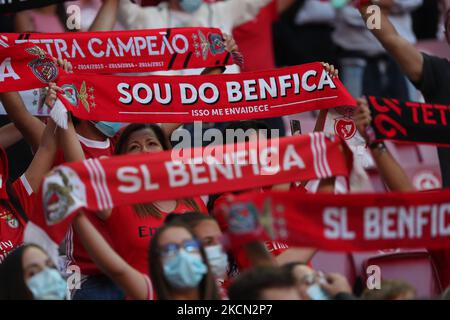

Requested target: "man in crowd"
[{"left": 358, "top": 0, "right": 450, "bottom": 289}]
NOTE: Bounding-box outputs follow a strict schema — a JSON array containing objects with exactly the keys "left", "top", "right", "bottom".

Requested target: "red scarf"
[
  {"left": 53, "top": 62, "right": 355, "bottom": 124},
  {"left": 228, "top": 189, "right": 450, "bottom": 251},
  {"left": 1, "top": 27, "right": 232, "bottom": 73},
  {"left": 26, "top": 133, "right": 352, "bottom": 250},
  {"left": 0, "top": 44, "right": 61, "bottom": 92}
]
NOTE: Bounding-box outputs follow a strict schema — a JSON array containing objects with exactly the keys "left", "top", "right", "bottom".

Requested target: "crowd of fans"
[{"left": 1, "top": 0, "right": 450, "bottom": 300}]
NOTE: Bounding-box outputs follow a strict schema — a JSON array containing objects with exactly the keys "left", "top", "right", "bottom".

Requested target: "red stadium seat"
[
  {"left": 311, "top": 251, "right": 357, "bottom": 286},
  {"left": 355, "top": 249, "right": 443, "bottom": 298}
]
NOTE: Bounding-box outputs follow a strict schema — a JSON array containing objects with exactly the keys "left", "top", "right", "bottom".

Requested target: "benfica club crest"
[
  {"left": 62, "top": 84, "right": 78, "bottom": 106},
  {"left": 0, "top": 210, "right": 19, "bottom": 229},
  {"left": 7, "top": 217, "right": 18, "bottom": 229},
  {"left": 25, "top": 46, "right": 59, "bottom": 83},
  {"left": 43, "top": 167, "right": 86, "bottom": 225},
  {"left": 228, "top": 202, "right": 260, "bottom": 234},
  {"left": 208, "top": 33, "right": 225, "bottom": 55},
  {"left": 62, "top": 81, "right": 94, "bottom": 112},
  {"left": 192, "top": 31, "right": 225, "bottom": 61},
  {"left": 334, "top": 117, "right": 357, "bottom": 140}
]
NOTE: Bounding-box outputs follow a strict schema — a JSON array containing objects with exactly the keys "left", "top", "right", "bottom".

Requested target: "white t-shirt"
[{"left": 117, "top": 0, "right": 272, "bottom": 75}]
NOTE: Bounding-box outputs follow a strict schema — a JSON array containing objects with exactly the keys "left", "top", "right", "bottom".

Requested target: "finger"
[{"left": 54, "top": 86, "right": 64, "bottom": 93}]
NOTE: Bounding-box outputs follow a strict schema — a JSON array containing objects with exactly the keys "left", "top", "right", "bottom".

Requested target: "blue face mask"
[
  {"left": 93, "top": 121, "right": 122, "bottom": 137},
  {"left": 163, "top": 250, "right": 207, "bottom": 289},
  {"left": 179, "top": 0, "right": 203, "bottom": 13},
  {"left": 27, "top": 268, "right": 67, "bottom": 300},
  {"left": 204, "top": 245, "right": 228, "bottom": 279}
]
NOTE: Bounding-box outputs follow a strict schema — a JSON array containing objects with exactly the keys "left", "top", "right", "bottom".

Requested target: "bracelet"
[{"left": 369, "top": 141, "right": 387, "bottom": 152}]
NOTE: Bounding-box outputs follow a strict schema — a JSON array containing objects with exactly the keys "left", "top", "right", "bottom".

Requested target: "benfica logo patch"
[
  {"left": 43, "top": 167, "right": 86, "bottom": 225},
  {"left": 7, "top": 218, "right": 18, "bottom": 229},
  {"left": 62, "top": 84, "right": 78, "bottom": 106},
  {"left": 228, "top": 202, "right": 260, "bottom": 234},
  {"left": 25, "top": 46, "right": 59, "bottom": 83},
  {"left": 208, "top": 33, "right": 225, "bottom": 55},
  {"left": 334, "top": 117, "right": 356, "bottom": 140}
]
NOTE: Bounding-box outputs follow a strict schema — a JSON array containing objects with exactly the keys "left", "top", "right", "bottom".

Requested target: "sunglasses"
[{"left": 159, "top": 239, "right": 201, "bottom": 258}]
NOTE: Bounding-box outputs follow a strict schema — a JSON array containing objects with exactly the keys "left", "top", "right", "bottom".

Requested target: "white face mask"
[
  {"left": 204, "top": 244, "right": 229, "bottom": 279},
  {"left": 26, "top": 268, "right": 67, "bottom": 300}
]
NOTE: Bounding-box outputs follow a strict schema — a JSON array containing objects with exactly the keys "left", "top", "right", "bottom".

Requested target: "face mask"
[
  {"left": 179, "top": 0, "right": 203, "bottom": 13},
  {"left": 163, "top": 250, "right": 207, "bottom": 289},
  {"left": 306, "top": 284, "right": 329, "bottom": 300},
  {"left": 27, "top": 268, "right": 67, "bottom": 300},
  {"left": 93, "top": 121, "right": 122, "bottom": 137},
  {"left": 204, "top": 245, "right": 228, "bottom": 279}
]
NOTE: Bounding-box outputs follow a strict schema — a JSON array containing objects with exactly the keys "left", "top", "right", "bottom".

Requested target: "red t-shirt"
[
  {"left": 62, "top": 135, "right": 116, "bottom": 275},
  {"left": 0, "top": 176, "right": 35, "bottom": 262},
  {"left": 106, "top": 198, "right": 207, "bottom": 275},
  {"left": 54, "top": 134, "right": 114, "bottom": 166},
  {"left": 232, "top": 0, "right": 277, "bottom": 72}
]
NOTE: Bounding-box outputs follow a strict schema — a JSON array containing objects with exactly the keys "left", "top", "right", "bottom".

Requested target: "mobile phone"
[
  {"left": 306, "top": 284, "right": 330, "bottom": 300},
  {"left": 290, "top": 120, "right": 301, "bottom": 135}
]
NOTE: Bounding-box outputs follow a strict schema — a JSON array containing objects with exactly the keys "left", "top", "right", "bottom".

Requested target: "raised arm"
[
  {"left": 89, "top": 0, "right": 119, "bottom": 31},
  {"left": 277, "top": 0, "right": 296, "bottom": 14},
  {"left": 23, "top": 117, "right": 58, "bottom": 193},
  {"left": 358, "top": 1, "right": 423, "bottom": 83},
  {"left": 0, "top": 123, "right": 23, "bottom": 149},
  {"left": 0, "top": 92, "right": 45, "bottom": 153},
  {"left": 72, "top": 213, "right": 149, "bottom": 300},
  {"left": 354, "top": 97, "right": 415, "bottom": 192}
]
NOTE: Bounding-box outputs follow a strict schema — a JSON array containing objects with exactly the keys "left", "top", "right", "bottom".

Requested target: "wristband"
[{"left": 369, "top": 141, "right": 387, "bottom": 152}]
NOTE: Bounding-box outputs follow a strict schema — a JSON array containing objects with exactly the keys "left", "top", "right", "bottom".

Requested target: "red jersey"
[
  {"left": 63, "top": 134, "right": 115, "bottom": 275},
  {"left": 0, "top": 176, "right": 35, "bottom": 262},
  {"left": 54, "top": 134, "right": 114, "bottom": 166},
  {"left": 232, "top": 0, "right": 277, "bottom": 72},
  {"left": 106, "top": 198, "right": 207, "bottom": 275}
]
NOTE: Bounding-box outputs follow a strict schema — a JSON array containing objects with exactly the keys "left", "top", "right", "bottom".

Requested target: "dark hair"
[
  {"left": 148, "top": 221, "right": 220, "bottom": 300},
  {"left": 165, "top": 212, "right": 239, "bottom": 279},
  {"left": 222, "top": 120, "right": 272, "bottom": 142},
  {"left": 115, "top": 123, "right": 171, "bottom": 155},
  {"left": 207, "top": 121, "right": 272, "bottom": 212},
  {"left": 1, "top": 180, "right": 28, "bottom": 223},
  {"left": 445, "top": 8, "right": 450, "bottom": 32},
  {"left": 281, "top": 261, "right": 308, "bottom": 273},
  {"left": 362, "top": 279, "right": 416, "bottom": 300},
  {"left": 164, "top": 212, "right": 215, "bottom": 229},
  {"left": 115, "top": 124, "right": 200, "bottom": 217},
  {"left": 0, "top": 244, "right": 44, "bottom": 300},
  {"left": 228, "top": 266, "right": 296, "bottom": 300},
  {"left": 56, "top": 3, "right": 71, "bottom": 32}
]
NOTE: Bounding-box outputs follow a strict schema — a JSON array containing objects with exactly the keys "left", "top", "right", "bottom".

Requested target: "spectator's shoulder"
[
  {"left": 421, "top": 52, "right": 450, "bottom": 67},
  {"left": 334, "top": 292, "right": 357, "bottom": 300}
]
